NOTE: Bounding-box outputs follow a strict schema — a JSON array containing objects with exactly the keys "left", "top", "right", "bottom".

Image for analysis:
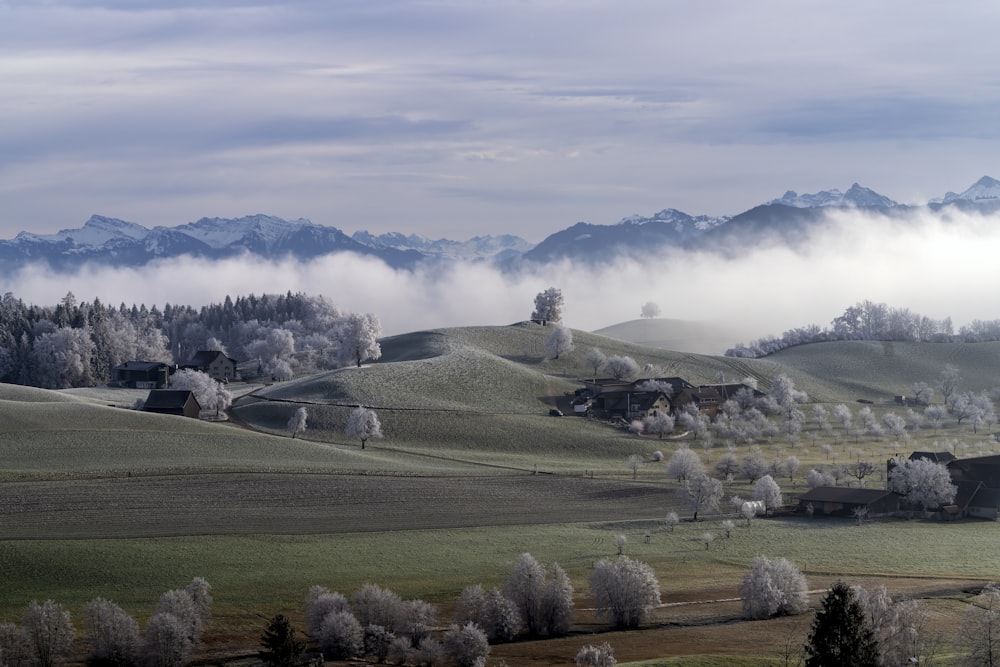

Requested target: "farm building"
[
  {"left": 947, "top": 455, "right": 1000, "bottom": 520},
  {"left": 111, "top": 361, "right": 171, "bottom": 389},
  {"left": 182, "top": 350, "right": 239, "bottom": 382},
  {"left": 797, "top": 487, "right": 901, "bottom": 517},
  {"left": 143, "top": 390, "right": 201, "bottom": 419},
  {"left": 594, "top": 391, "right": 671, "bottom": 421}
]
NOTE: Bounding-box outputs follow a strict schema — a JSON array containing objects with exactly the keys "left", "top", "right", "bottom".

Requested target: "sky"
[{"left": 3, "top": 0, "right": 1000, "bottom": 243}]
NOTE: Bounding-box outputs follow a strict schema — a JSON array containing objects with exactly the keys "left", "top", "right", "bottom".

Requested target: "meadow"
[{"left": 3, "top": 321, "right": 1000, "bottom": 664}]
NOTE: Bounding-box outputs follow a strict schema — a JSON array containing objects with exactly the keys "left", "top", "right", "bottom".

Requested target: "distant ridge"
[{"left": 2, "top": 176, "right": 997, "bottom": 275}]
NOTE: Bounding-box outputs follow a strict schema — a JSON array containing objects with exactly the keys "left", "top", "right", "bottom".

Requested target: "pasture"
[{"left": 3, "top": 323, "right": 1000, "bottom": 663}]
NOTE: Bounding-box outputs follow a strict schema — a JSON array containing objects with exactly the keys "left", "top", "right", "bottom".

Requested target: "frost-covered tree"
[
  {"left": 714, "top": 451, "right": 740, "bottom": 478},
  {"left": 317, "top": 611, "right": 363, "bottom": 660},
  {"left": 545, "top": 325, "right": 574, "bottom": 360},
  {"left": 442, "top": 622, "right": 489, "bottom": 667},
  {"left": 454, "top": 585, "right": 521, "bottom": 643},
  {"left": 576, "top": 642, "right": 617, "bottom": 667},
  {"left": 677, "top": 474, "right": 723, "bottom": 521},
  {"left": 625, "top": 454, "right": 643, "bottom": 479},
  {"left": 337, "top": 313, "right": 382, "bottom": 368},
  {"left": 924, "top": 404, "right": 949, "bottom": 429},
  {"left": 304, "top": 589, "right": 350, "bottom": 638},
  {"left": 888, "top": 457, "right": 957, "bottom": 511},
  {"left": 740, "top": 447, "right": 769, "bottom": 483},
  {"left": 604, "top": 355, "right": 639, "bottom": 381},
  {"left": 504, "top": 553, "right": 545, "bottom": 636},
  {"left": 752, "top": 474, "right": 783, "bottom": 512},
  {"left": 666, "top": 447, "right": 705, "bottom": 481},
  {"left": 805, "top": 582, "right": 879, "bottom": 666},
  {"left": 854, "top": 584, "right": 927, "bottom": 667},
  {"left": 784, "top": 455, "right": 800, "bottom": 482},
  {"left": 169, "top": 369, "right": 232, "bottom": 415},
  {"left": 20, "top": 599, "right": 75, "bottom": 667},
  {"left": 85, "top": 598, "right": 139, "bottom": 666},
  {"left": 287, "top": 407, "right": 308, "bottom": 439},
  {"left": 583, "top": 347, "right": 607, "bottom": 382},
  {"left": 396, "top": 599, "right": 436, "bottom": 647},
  {"left": 640, "top": 302, "right": 661, "bottom": 319},
  {"left": 959, "top": 583, "right": 1000, "bottom": 667},
  {"left": 642, "top": 412, "right": 674, "bottom": 439},
  {"left": 833, "top": 404, "right": 853, "bottom": 433},
  {"left": 345, "top": 406, "right": 383, "bottom": 449},
  {"left": 912, "top": 381, "right": 934, "bottom": 406},
  {"left": 542, "top": 563, "right": 574, "bottom": 636},
  {"left": 938, "top": 364, "right": 962, "bottom": 408},
  {"left": 141, "top": 612, "right": 191, "bottom": 667},
  {"left": 664, "top": 511, "right": 679, "bottom": 532},
  {"left": 531, "top": 287, "right": 564, "bottom": 323},
  {"left": 589, "top": 556, "right": 661, "bottom": 629},
  {"left": 350, "top": 584, "right": 402, "bottom": 632},
  {"left": 740, "top": 556, "right": 809, "bottom": 620},
  {"left": 31, "top": 326, "right": 96, "bottom": 388},
  {"left": 246, "top": 327, "right": 297, "bottom": 379}
]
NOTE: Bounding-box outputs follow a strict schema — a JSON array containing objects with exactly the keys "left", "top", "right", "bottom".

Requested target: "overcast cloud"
[{"left": 3, "top": 1, "right": 1000, "bottom": 242}]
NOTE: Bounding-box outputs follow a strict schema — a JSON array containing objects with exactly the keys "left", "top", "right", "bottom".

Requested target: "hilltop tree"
[
  {"left": 545, "top": 325, "right": 575, "bottom": 359},
  {"left": 640, "top": 302, "right": 661, "bottom": 319},
  {"left": 805, "top": 582, "right": 880, "bottom": 667},
  {"left": 345, "top": 406, "right": 383, "bottom": 449},
  {"left": 531, "top": 287, "right": 564, "bottom": 323},
  {"left": 337, "top": 313, "right": 382, "bottom": 368}
]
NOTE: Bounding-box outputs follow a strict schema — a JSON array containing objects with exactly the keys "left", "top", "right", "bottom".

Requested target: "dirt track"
[{"left": 0, "top": 473, "right": 676, "bottom": 539}]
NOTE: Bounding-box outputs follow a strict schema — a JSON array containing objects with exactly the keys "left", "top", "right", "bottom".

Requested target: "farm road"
[{"left": 0, "top": 473, "right": 673, "bottom": 539}]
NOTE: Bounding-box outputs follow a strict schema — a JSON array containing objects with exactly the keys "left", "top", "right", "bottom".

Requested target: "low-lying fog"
[{"left": 5, "top": 207, "right": 998, "bottom": 346}]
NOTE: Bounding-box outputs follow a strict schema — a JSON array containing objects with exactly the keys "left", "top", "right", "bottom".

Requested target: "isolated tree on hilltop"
[
  {"left": 531, "top": 287, "right": 564, "bottom": 323},
  {"left": 546, "top": 325, "right": 575, "bottom": 359},
  {"left": 345, "top": 407, "right": 383, "bottom": 449},
  {"left": 640, "top": 302, "right": 661, "bottom": 319},
  {"left": 337, "top": 313, "right": 382, "bottom": 368}
]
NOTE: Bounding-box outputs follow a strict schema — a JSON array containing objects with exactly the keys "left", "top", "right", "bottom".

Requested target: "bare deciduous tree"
[
  {"left": 583, "top": 347, "right": 607, "bottom": 383},
  {"left": 677, "top": 474, "right": 723, "bottom": 521},
  {"left": 576, "top": 642, "right": 617, "bottom": 667},
  {"left": 287, "top": 407, "right": 308, "bottom": 438},
  {"left": 337, "top": 313, "right": 382, "bottom": 368},
  {"left": 85, "top": 598, "right": 139, "bottom": 666},
  {"left": 666, "top": 447, "right": 705, "bottom": 481},
  {"left": 545, "top": 325, "right": 574, "bottom": 359},
  {"left": 604, "top": 355, "right": 639, "bottom": 381},
  {"left": 442, "top": 622, "right": 489, "bottom": 667},
  {"left": 20, "top": 600, "right": 75, "bottom": 667}
]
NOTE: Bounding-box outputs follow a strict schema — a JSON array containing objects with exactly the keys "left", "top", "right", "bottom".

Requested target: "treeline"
[
  {"left": 0, "top": 291, "right": 375, "bottom": 389},
  {"left": 722, "top": 299, "right": 1000, "bottom": 358}
]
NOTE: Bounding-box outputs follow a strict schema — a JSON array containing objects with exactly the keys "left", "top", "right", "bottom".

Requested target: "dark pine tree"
[
  {"left": 258, "top": 614, "right": 305, "bottom": 667},
  {"left": 805, "top": 581, "right": 879, "bottom": 667}
]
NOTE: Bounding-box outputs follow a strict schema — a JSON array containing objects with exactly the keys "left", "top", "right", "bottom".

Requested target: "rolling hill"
[{"left": 593, "top": 318, "right": 750, "bottom": 356}]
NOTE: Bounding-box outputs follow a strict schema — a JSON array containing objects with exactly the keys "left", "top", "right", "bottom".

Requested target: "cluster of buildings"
[
  {"left": 571, "top": 376, "right": 763, "bottom": 421},
  {"left": 111, "top": 350, "right": 238, "bottom": 418}
]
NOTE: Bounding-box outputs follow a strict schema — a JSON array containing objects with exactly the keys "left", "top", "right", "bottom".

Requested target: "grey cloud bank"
[{"left": 2, "top": 1, "right": 999, "bottom": 242}]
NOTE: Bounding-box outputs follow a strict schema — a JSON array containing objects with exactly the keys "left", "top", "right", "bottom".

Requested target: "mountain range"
[{"left": 2, "top": 176, "right": 999, "bottom": 275}]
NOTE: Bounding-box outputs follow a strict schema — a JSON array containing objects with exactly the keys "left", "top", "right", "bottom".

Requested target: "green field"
[{"left": 3, "top": 323, "right": 1000, "bottom": 664}]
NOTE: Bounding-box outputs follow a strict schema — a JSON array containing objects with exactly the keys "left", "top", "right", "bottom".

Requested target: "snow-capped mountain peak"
[
  {"left": 767, "top": 183, "right": 897, "bottom": 208},
  {"left": 943, "top": 175, "right": 1000, "bottom": 203},
  {"left": 15, "top": 215, "right": 150, "bottom": 247}
]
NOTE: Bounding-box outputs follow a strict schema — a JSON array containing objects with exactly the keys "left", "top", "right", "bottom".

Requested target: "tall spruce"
[{"left": 804, "top": 581, "right": 879, "bottom": 667}]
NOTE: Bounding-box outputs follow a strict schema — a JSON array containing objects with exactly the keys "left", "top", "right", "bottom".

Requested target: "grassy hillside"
[
  {"left": 593, "top": 318, "right": 748, "bottom": 356},
  {"left": 765, "top": 340, "right": 1000, "bottom": 403}
]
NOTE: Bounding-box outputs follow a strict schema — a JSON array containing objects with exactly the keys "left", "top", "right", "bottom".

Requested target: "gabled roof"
[
  {"left": 144, "top": 389, "right": 200, "bottom": 410},
  {"left": 909, "top": 451, "right": 957, "bottom": 463},
  {"left": 185, "top": 350, "right": 236, "bottom": 367},
  {"left": 798, "top": 486, "right": 899, "bottom": 505},
  {"left": 600, "top": 390, "right": 669, "bottom": 412},
  {"left": 113, "top": 360, "right": 170, "bottom": 372},
  {"left": 948, "top": 455, "right": 1000, "bottom": 487}
]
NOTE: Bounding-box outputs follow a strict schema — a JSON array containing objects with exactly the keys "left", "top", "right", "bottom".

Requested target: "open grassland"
[
  {"left": 7, "top": 325, "right": 1000, "bottom": 663},
  {"left": 593, "top": 317, "right": 748, "bottom": 356}
]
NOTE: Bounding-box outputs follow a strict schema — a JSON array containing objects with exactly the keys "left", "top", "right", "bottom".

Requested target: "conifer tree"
[{"left": 804, "top": 581, "right": 879, "bottom": 667}]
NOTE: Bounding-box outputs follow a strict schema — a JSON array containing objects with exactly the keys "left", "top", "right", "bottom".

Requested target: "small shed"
[
  {"left": 143, "top": 390, "right": 201, "bottom": 419},
  {"left": 797, "top": 486, "right": 901, "bottom": 517}
]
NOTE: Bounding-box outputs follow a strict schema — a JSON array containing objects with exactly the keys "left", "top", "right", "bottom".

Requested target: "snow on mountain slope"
[
  {"left": 767, "top": 183, "right": 897, "bottom": 208},
  {"left": 942, "top": 176, "right": 1000, "bottom": 203},
  {"left": 14, "top": 215, "right": 150, "bottom": 247}
]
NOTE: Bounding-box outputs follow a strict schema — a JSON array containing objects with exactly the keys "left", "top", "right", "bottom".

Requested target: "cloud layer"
[
  {"left": 6, "top": 208, "right": 999, "bottom": 352},
  {"left": 2, "top": 1, "right": 1000, "bottom": 241}
]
